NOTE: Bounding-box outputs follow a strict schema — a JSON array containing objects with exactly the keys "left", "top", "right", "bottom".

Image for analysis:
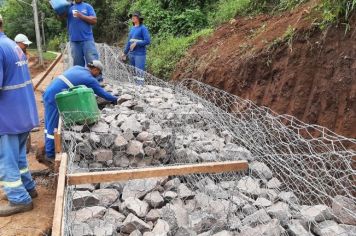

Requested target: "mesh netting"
[{"left": 59, "top": 43, "right": 355, "bottom": 236}]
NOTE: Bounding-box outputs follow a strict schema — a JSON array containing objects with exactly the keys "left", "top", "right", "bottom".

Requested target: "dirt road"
[{"left": 0, "top": 55, "right": 63, "bottom": 236}]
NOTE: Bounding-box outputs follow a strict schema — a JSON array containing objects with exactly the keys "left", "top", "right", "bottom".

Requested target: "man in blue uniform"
[
  {"left": 42, "top": 61, "right": 118, "bottom": 163},
  {"left": 60, "top": 0, "right": 99, "bottom": 67},
  {"left": 0, "top": 15, "right": 40, "bottom": 216}
]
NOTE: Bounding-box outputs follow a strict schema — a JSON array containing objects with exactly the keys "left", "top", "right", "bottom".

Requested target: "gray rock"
[
  {"left": 163, "top": 191, "right": 178, "bottom": 201},
  {"left": 237, "top": 177, "right": 261, "bottom": 196},
  {"left": 123, "top": 129, "right": 135, "bottom": 141},
  {"left": 127, "top": 140, "right": 144, "bottom": 157},
  {"left": 339, "top": 224, "right": 356, "bottom": 236},
  {"left": 253, "top": 197, "right": 272, "bottom": 208},
  {"left": 230, "top": 195, "right": 247, "bottom": 209},
  {"left": 72, "top": 223, "right": 93, "bottom": 236},
  {"left": 177, "top": 184, "right": 195, "bottom": 199},
  {"left": 114, "top": 135, "right": 128, "bottom": 150},
  {"left": 91, "top": 122, "right": 109, "bottom": 133},
  {"left": 258, "top": 188, "right": 278, "bottom": 202},
  {"left": 242, "top": 209, "right": 271, "bottom": 227},
  {"left": 212, "top": 231, "right": 233, "bottom": 236},
  {"left": 93, "top": 189, "right": 120, "bottom": 207},
  {"left": 137, "top": 131, "right": 153, "bottom": 142},
  {"left": 71, "top": 206, "right": 106, "bottom": 223},
  {"left": 267, "top": 202, "right": 292, "bottom": 225},
  {"left": 72, "top": 191, "right": 99, "bottom": 210},
  {"left": 174, "top": 227, "right": 197, "bottom": 236},
  {"left": 121, "top": 116, "right": 142, "bottom": 134},
  {"left": 122, "top": 178, "right": 160, "bottom": 200},
  {"left": 239, "top": 219, "right": 284, "bottom": 236},
  {"left": 278, "top": 191, "right": 299, "bottom": 205},
  {"left": 312, "top": 220, "right": 348, "bottom": 236},
  {"left": 188, "top": 211, "right": 217, "bottom": 234},
  {"left": 123, "top": 197, "right": 150, "bottom": 218},
  {"left": 118, "top": 94, "right": 133, "bottom": 104},
  {"left": 113, "top": 154, "right": 130, "bottom": 167},
  {"left": 89, "top": 133, "right": 101, "bottom": 148},
  {"left": 121, "top": 100, "right": 137, "bottom": 108},
  {"left": 93, "top": 149, "right": 113, "bottom": 163},
  {"left": 332, "top": 195, "right": 356, "bottom": 225},
  {"left": 161, "top": 201, "right": 189, "bottom": 230},
  {"left": 129, "top": 230, "right": 143, "bottom": 236},
  {"left": 103, "top": 208, "right": 126, "bottom": 224},
  {"left": 93, "top": 223, "right": 115, "bottom": 236},
  {"left": 100, "top": 133, "right": 115, "bottom": 148},
  {"left": 221, "top": 144, "right": 254, "bottom": 161},
  {"left": 74, "top": 184, "right": 96, "bottom": 192},
  {"left": 267, "top": 177, "right": 282, "bottom": 189},
  {"left": 146, "top": 209, "right": 161, "bottom": 221},
  {"left": 287, "top": 219, "right": 313, "bottom": 236},
  {"left": 77, "top": 141, "right": 92, "bottom": 157},
  {"left": 144, "top": 191, "right": 165, "bottom": 208},
  {"left": 301, "top": 205, "right": 334, "bottom": 222},
  {"left": 152, "top": 219, "right": 170, "bottom": 235},
  {"left": 250, "top": 161, "right": 273, "bottom": 180},
  {"left": 242, "top": 204, "right": 257, "bottom": 216},
  {"left": 121, "top": 213, "right": 152, "bottom": 234},
  {"left": 144, "top": 146, "right": 157, "bottom": 157}
]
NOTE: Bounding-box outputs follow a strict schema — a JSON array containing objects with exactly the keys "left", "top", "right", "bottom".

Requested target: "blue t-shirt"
[
  {"left": 67, "top": 2, "right": 96, "bottom": 42},
  {"left": 44, "top": 66, "right": 118, "bottom": 104},
  {"left": 0, "top": 32, "right": 39, "bottom": 135},
  {"left": 124, "top": 25, "right": 151, "bottom": 56}
]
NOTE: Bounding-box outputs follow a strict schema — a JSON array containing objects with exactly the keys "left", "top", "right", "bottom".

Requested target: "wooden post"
[
  {"left": 54, "top": 118, "right": 62, "bottom": 154},
  {"left": 52, "top": 153, "right": 68, "bottom": 236},
  {"left": 34, "top": 53, "right": 62, "bottom": 90},
  {"left": 67, "top": 160, "right": 248, "bottom": 185}
]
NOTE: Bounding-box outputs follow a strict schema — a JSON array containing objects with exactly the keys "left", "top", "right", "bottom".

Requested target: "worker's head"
[
  {"left": 129, "top": 11, "right": 144, "bottom": 26},
  {"left": 14, "top": 34, "right": 32, "bottom": 53},
  {"left": 0, "top": 14, "right": 3, "bottom": 31},
  {"left": 87, "top": 60, "right": 104, "bottom": 78}
]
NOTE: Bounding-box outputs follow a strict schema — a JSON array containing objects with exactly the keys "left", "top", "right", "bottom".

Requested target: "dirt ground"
[
  {"left": 173, "top": 1, "right": 356, "bottom": 138},
  {"left": 0, "top": 55, "right": 62, "bottom": 236}
]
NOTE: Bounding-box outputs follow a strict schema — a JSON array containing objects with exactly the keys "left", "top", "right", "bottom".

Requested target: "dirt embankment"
[{"left": 173, "top": 2, "right": 356, "bottom": 138}]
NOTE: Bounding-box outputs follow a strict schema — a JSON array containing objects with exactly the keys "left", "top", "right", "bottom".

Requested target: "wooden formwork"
[{"left": 51, "top": 120, "right": 249, "bottom": 236}]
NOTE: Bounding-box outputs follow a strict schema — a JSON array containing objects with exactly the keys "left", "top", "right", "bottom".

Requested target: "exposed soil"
[
  {"left": 173, "top": 1, "right": 356, "bottom": 139},
  {"left": 0, "top": 56, "right": 58, "bottom": 236}
]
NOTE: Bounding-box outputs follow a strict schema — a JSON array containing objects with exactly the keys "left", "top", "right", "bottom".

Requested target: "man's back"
[{"left": 0, "top": 32, "right": 39, "bottom": 135}]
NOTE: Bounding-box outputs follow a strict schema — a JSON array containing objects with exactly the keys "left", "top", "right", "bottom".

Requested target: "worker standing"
[
  {"left": 0, "top": 15, "right": 39, "bottom": 216},
  {"left": 59, "top": 0, "right": 99, "bottom": 68},
  {"left": 122, "top": 11, "right": 151, "bottom": 86},
  {"left": 41, "top": 61, "right": 118, "bottom": 164}
]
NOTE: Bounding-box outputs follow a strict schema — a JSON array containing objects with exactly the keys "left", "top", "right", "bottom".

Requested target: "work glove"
[{"left": 121, "top": 54, "right": 127, "bottom": 62}]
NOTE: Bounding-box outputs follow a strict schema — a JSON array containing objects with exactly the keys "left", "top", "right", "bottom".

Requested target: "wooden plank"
[
  {"left": 54, "top": 118, "right": 62, "bottom": 154},
  {"left": 34, "top": 53, "right": 62, "bottom": 90},
  {"left": 52, "top": 153, "right": 68, "bottom": 236},
  {"left": 67, "top": 160, "right": 248, "bottom": 185}
]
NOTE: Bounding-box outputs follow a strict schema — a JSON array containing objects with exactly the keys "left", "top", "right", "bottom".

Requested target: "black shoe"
[{"left": 1, "top": 189, "right": 38, "bottom": 201}]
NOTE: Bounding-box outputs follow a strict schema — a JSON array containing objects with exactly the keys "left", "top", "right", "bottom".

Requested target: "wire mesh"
[{"left": 60, "top": 43, "right": 355, "bottom": 236}]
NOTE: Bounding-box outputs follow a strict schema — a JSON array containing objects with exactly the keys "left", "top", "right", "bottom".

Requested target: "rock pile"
[{"left": 63, "top": 84, "right": 355, "bottom": 236}]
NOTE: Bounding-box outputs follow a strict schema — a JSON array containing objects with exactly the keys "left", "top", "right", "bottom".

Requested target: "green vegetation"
[
  {"left": 0, "top": 0, "right": 354, "bottom": 78},
  {"left": 28, "top": 49, "right": 57, "bottom": 61}
]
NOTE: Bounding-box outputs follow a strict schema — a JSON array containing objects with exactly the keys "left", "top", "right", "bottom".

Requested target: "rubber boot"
[
  {"left": 1, "top": 189, "right": 38, "bottom": 201},
  {"left": 0, "top": 202, "right": 33, "bottom": 217}
]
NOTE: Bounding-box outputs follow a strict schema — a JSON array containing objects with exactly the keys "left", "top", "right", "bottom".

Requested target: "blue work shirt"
[
  {"left": 0, "top": 32, "right": 39, "bottom": 135},
  {"left": 67, "top": 2, "right": 96, "bottom": 42},
  {"left": 43, "top": 66, "right": 117, "bottom": 104},
  {"left": 124, "top": 25, "right": 151, "bottom": 56}
]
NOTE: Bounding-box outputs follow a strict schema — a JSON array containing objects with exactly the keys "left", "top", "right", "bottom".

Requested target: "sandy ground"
[{"left": 0, "top": 55, "right": 64, "bottom": 236}]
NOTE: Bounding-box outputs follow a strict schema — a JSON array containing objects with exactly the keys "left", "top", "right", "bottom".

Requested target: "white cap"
[
  {"left": 88, "top": 60, "right": 104, "bottom": 72},
  {"left": 14, "top": 34, "right": 32, "bottom": 45}
]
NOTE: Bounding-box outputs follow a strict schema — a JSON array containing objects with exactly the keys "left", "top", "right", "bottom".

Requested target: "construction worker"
[
  {"left": 41, "top": 61, "right": 118, "bottom": 164},
  {"left": 0, "top": 15, "right": 39, "bottom": 216},
  {"left": 58, "top": 0, "right": 99, "bottom": 68},
  {"left": 122, "top": 11, "right": 151, "bottom": 86},
  {"left": 14, "top": 34, "right": 32, "bottom": 56}
]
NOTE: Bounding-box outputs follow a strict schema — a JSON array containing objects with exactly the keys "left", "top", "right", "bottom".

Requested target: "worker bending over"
[
  {"left": 42, "top": 61, "right": 118, "bottom": 164},
  {"left": 0, "top": 15, "right": 40, "bottom": 216}
]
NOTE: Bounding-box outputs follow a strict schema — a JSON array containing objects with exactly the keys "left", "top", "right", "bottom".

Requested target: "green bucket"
[{"left": 55, "top": 85, "right": 100, "bottom": 126}]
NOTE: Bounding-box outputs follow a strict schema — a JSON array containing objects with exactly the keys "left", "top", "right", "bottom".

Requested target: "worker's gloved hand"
[
  {"left": 121, "top": 54, "right": 127, "bottom": 62},
  {"left": 130, "top": 42, "right": 137, "bottom": 51}
]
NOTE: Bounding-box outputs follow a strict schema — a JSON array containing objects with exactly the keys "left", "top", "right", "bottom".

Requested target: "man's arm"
[
  {"left": 87, "top": 79, "right": 118, "bottom": 103},
  {"left": 0, "top": 50, "right": 4, "bottom": 90},
  {"left": 136, "top": 27, "right": 151, "bottom": 47},
  {"left": 76, "top": 13, "right": 97, "bottom": 25}
]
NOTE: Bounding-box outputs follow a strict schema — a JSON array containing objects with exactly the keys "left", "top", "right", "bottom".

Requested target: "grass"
[
  {"left": 208, "top": 0, "right": 251, "bottom": 26},
  {"left": 28, "top": 49, "right": 57, "bottom": 61}
]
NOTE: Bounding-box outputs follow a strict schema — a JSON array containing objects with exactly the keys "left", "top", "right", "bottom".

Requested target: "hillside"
[{"left": 173, "top": 2, "right": 356, "bottom": 138}]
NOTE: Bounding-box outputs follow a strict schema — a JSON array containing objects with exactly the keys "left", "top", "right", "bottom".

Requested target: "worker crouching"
[{"left": 41, "top": 61, "right": 118, "bottom": 165}]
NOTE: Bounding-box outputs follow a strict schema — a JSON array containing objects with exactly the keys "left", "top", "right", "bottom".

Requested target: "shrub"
[
  {"left": 208, "top": 0, "right": 251, "bottom": 26},
  {"left": 147, "top": 29, "right": 213, "bottom": 79}
]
